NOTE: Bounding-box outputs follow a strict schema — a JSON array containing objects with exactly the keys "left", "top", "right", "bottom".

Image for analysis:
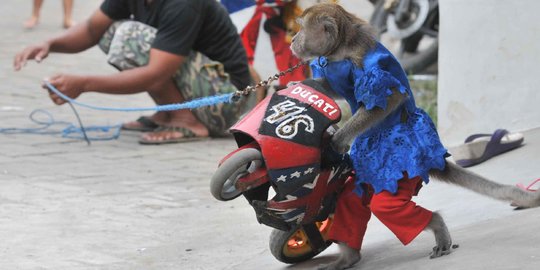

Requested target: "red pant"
[{"left": 328, "top": 174, "right": 433, "bottom": 250}]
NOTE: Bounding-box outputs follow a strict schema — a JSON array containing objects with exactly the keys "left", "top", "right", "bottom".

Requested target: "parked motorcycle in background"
[{"left": 370, "top": 0, "right": 439, "bottom": 74}]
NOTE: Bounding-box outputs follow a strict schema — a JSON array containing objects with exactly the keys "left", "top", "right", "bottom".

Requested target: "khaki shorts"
[{"left": 99, "top": 21, "right": 254, "bottom": 136}]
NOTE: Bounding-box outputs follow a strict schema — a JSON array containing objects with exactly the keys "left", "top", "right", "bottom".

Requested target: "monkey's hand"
[
  {"left": 286, "top": 81, "right": 300, "bottom": 87},
  {"left": 330, "top": 132, "right": 351, "bottom": 154},
  {"left": 328, "top": 89, "right": 408, "bottom": 154}
]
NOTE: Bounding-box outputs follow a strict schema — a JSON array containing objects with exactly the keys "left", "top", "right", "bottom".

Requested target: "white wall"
[{"left": 438, "top": 0, "right": 540, "bottom": 145}]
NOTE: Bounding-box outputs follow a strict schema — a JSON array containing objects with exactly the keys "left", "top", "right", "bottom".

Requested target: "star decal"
[
  {"left": 290, "top": 171, "right": 301, "bottom": 178},
  {"left": 277, "top": 175, "right": 287, "bottom": 182},
  {"left": 303, "top": 167, "right": 314, "bottom": 175}
]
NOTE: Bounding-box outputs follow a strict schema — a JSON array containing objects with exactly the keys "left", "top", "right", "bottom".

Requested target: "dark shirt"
[{"left": 100, "top": 0, "right": 251, "bottom": 89}]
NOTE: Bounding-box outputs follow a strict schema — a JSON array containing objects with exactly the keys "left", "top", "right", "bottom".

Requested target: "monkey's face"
[{"left": 290, "top": 13, "right": 339, "bottom": 61}]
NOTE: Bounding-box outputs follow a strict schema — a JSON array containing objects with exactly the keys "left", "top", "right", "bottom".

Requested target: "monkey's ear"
[{"left": 320, "top": 16, "right": 338, "bottom": 38}]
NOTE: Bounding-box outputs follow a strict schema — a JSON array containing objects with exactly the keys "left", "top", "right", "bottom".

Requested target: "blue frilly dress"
[{"left": 310, "top": 42, "right": 448, "bottom": 196}]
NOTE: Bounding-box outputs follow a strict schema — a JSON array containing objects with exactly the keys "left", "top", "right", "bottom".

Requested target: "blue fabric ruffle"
[
  {"left": 351, "top": 111, "right": 447, "bottom": 195},
  {"left": 353, "top": 67, "right": 408, "bottom": 111}
]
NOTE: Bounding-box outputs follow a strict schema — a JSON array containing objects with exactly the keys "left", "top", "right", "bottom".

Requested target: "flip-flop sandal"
[
  {"left": 121, "top": 116, "right": 159, "bottom": 132},
  {"left": 451, "top": 129, "right": 524, "bottom": 167},
  {"left": 138, "top": 126, "right": 209, "bottom": 145},
  {"left": 516, "top": 178, "right": 540, "bottom": 192}
]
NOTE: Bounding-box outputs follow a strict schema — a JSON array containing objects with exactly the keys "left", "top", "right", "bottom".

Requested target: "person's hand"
[
  {"left": 42, "top": 74, "right": 86, "bottom": 105},
  {"left": 13, "top": 42, "right": 51, "bottom": 71}
]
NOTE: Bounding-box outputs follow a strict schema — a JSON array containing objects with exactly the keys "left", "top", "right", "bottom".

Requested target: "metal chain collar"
[{"left": 233, "top": 61, "right": 308, "bottom": 99}]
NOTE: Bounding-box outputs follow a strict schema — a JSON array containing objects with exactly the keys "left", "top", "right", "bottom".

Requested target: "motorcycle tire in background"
[{"left": 370, "top": 0, "right": 439, "bottom": 74}]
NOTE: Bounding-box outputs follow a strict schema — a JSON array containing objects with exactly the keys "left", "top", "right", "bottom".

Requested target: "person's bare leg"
[
  {"left": 24, "top": 0, "right": 43, "bottom": 29},
  {"left": 62, "top": 0, "right": 74, "bottom": 28},
  {"left": 139, "top": 79, "right": 209, "bottom": 143}
]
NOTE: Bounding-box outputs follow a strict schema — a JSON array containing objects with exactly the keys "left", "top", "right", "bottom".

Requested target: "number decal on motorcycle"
[
  {"left": 266, "top": 100, "right": 304, "bottom": 123},
  {"left": 275, "top": 115, "right": 315, "bottom": 139},
  {"left": 265, "top": 100, "right": 315, "bottom": 139}
]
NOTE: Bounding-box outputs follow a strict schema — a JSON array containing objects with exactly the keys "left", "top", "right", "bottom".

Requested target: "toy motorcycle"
[{"left": 210, "top": 79, "right": 353, "bottom": 263}]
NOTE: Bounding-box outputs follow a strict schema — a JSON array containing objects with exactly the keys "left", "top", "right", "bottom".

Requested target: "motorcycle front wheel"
[{"left": 210, "top": 148, "right": 264, "bottom": 201}]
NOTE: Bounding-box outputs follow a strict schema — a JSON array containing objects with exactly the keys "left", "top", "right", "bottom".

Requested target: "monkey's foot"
[
  {"left": 429, "top": 244, "right": 459, "bottom": 259},
  {"left": 318, "top": 253, "right": 361, "bottom": 270}
]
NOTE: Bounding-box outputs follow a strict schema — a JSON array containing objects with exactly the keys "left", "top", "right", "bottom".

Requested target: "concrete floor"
[{"left": 1, "top": 1, "right": 539, "bottom": 270}]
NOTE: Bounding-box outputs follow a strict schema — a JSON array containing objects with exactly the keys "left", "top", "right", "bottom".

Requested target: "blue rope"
[
  {"left": 0, "top": 83, "right": 238, "bottom": 142},
  {"left": 0, "top": 109, "right": 121, "bottom": 141},
  {"left": 45, "top": 82, "right": 235, "bottom": 111}
]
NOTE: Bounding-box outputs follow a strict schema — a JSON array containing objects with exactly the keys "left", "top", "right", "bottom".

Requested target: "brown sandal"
[
  {"left": 121, "top": 116, "right": 159, "bottom": 132},
  {"left": 138, "top": 126, "right": 209, "bottom": 145}
]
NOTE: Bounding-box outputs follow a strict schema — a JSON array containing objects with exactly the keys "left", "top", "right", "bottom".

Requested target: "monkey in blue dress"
[{"left": 289, "top": 3, "right": 540, "bottom": 270}]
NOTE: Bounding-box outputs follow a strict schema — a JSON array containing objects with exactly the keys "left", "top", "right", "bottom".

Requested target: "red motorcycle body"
[{"left": 219, "top": 79, "right": 353, "bottom": 230}]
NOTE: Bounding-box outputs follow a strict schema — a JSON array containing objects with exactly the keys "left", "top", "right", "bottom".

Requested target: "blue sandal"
[{"left": 452, "top": 129, "right": 524, "bottom": 167}]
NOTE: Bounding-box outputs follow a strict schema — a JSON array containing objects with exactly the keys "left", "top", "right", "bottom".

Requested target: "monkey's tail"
[{"left": 429, "top": 162, "right": 540, "bottom": 208}]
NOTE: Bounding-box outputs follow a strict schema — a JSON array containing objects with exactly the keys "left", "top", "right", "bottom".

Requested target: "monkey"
[{"left": 289, "top": 3, "right": 540, "bottom": 270}]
